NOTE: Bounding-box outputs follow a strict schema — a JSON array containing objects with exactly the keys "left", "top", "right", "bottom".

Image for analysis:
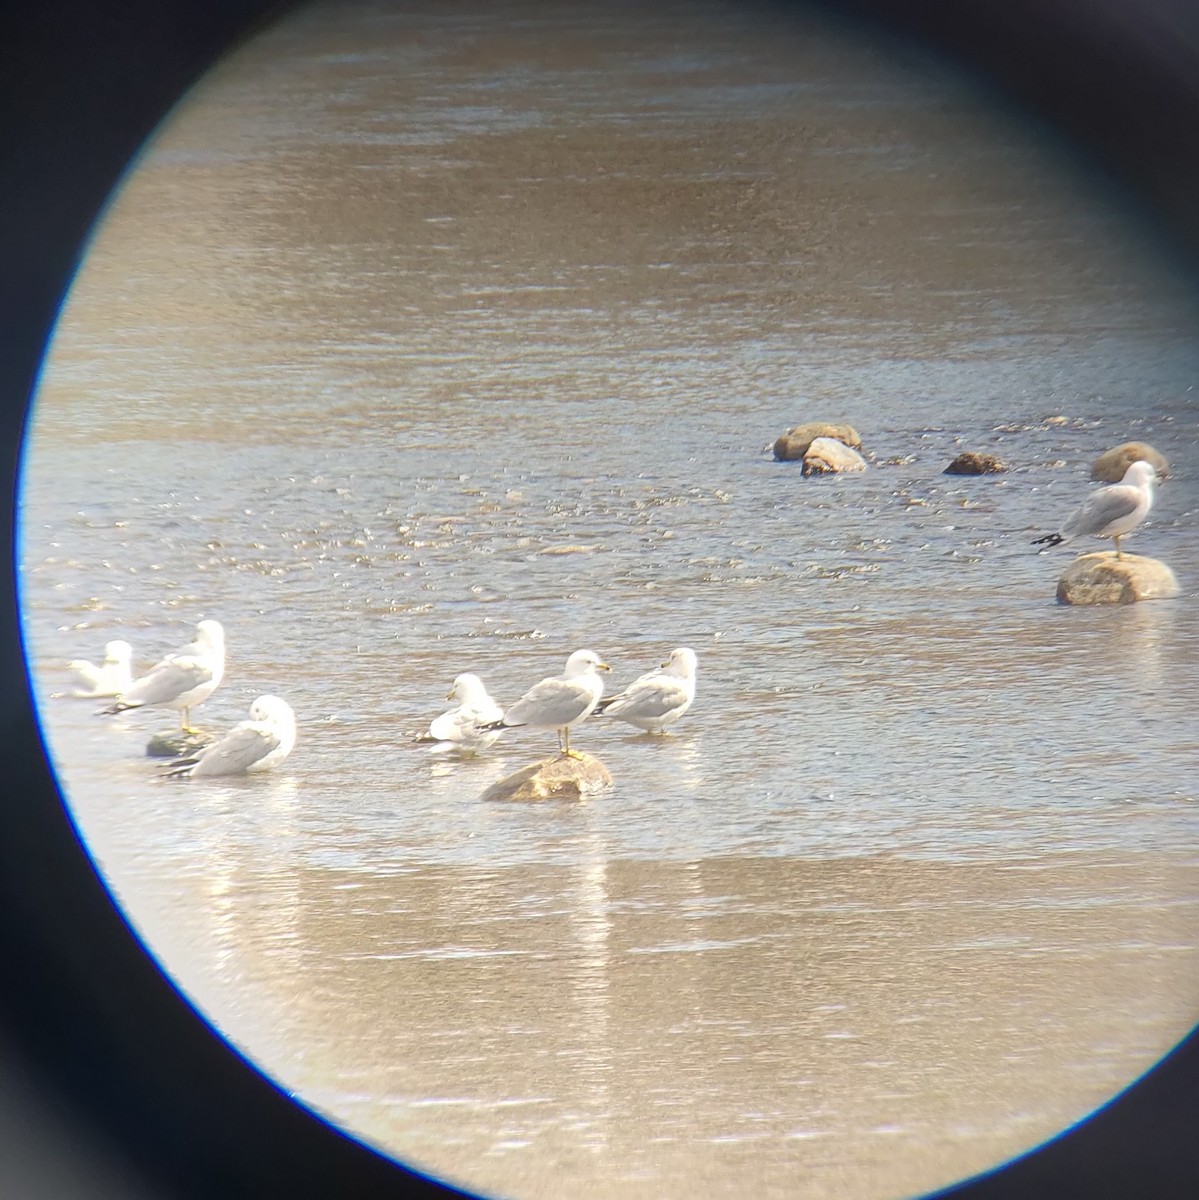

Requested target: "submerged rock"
[
  {"left": 801, "top": 437, "right": 868, "bottom": 475},
  {"left": 944, "top": 451, "right": 1007, "bottom": 475},
  {"left": 1090, "top": 442, "right": 1169, "bottom": 483},
  {"left": 773, "top": 422, "right": 862, "bottom": 462},
  {"left": 1056, "top": 552, "right": 1180, "bottom": 605},
  {"left": 145, "top": 729, "right": 216, "bottom": 758},
  {"left": 482, "top": 752, "right": 612, "bottom": 802}
]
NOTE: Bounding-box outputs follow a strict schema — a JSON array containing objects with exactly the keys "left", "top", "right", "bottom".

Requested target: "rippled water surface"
[{"left": 18, "top": 1, "right": 1199, "bottom": 1197}]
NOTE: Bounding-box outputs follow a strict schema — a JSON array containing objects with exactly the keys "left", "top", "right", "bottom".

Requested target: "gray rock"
[
  {"left": 1090, "top": 442, "right": 1169, "bottom": 483},
  {"left": 773, "top": 422, "right": 862, "bottom": 462},
  {"left": 146, "top": 729, "right": 216, "bottom": 758},
  {"left": 482, "top": 752, "right": 613, "bottom": 802},
  {"left": 944, "top": 451, "right": 1007, "bottom": 475},
  {"left": 1056, "top": 552, "right": 1180, "bottom": 605},
  {"left": 801, "top": 437, "right": 868, "bottom": 475}
]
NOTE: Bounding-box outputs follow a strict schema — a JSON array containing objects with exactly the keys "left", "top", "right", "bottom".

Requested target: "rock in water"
[
  {"left": 1090, "top": 442, "right": 1169, "bottom": 483},
  {"left": 1056, "top": 552, "right": 1180, "bottom": 605},
  {"left": 801, "top": 437, "right": 868, "bottom": 475},
  {"left": 482, "top": 752, "right": 613, "bottom": 802},
  {"left": 944, "top": 451, "right": 1007, "bottom": 475},
  {"left": 146, "top": 729, "right": 216, "bottom": 758},
  {"left": 773, "top": 422, "right": 862, "bottom": 462}
]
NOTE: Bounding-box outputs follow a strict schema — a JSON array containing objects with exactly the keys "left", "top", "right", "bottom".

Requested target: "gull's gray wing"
[
  {"left": 606, "top": 677, "right": 689, "bottom": 722},
  {"left": 68, "top": 661, "right": 104, "bottom": 692},
  {"left": 504, "top": 677, "right": 594, "bottom": 727},
  {"left": 429, "top": 698, "right": 504, "bottom": 742},
  {"left": 430, "top": 707, "right": 484, "bottom": 743},
  {"left": 1061, "top": 484, "right": 1140, "bottom": 538},
  {"left": 428, "top": 708, "right": 467, "bottom": 743},
  {"left": 121, "top": 654, "right": 214, "bottom": 706},
  {"left": 190, "top": 722, "right": 280, "bottom": 777}
]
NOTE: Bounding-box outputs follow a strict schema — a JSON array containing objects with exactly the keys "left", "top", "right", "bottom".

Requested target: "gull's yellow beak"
[
  {"left": 445, "top": 689, "right": 455, "bottom": 702},
  {"left": 597, "top": 662, "right": 611, "bottom": 671}
]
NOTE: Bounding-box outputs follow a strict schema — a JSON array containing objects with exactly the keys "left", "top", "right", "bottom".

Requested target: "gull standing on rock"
[
  {"left": 594, "top": 647, "right": 698, "bottom": 734},
  {"left": 66, "top": 639, "right": 134, "bottom": 698},
  {"left": 493, "top": 649, "right": 610, "bottom": 758},
  {"left": 1031, "top": 460, "right": 1158, "bottom": 560},
  {"left": 101, "top": 619, "right": 225, "bottom": 731},
  {"left": 165, "top": 695, "right": 295, "bottom": 778},
  {"left": 417, "top": 672, "right": 504, "bottom": 756}
]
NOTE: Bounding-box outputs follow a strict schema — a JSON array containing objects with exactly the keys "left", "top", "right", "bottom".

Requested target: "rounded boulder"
[
  {"left": 146, "top": 729, "right": 216, "bottom": 758},
  {"left": 1056, "top": 552, "right": 1180, "bottom": 605},
  {"left": 944, "top": 451, "right": 1007, "bottom": 475},
  {"left": 773, "top": 422, "right": 862, "bottom": 462},
  {"left": 1090, "top": 442, "right": 1169, "bottom": 483},
  {"left": 801, "top": 437, "right": 868, "bottom": 475},
  {"left": 482, "top": 752, "right": 613, "bottom": 802}
]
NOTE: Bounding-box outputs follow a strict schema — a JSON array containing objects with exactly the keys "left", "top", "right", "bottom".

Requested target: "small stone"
[
  {"left": 146, "top": 729, "right": 216, "bottom": 758},
  {"left": 482, "top": 752, "right": 613, "bottom": 802},
  {"left": 801, "top": 437, "right": 868, "bottom": 475},
  {"left": 1056, "top": 552, "right": 1180, "bottom": 605},
  {"left": 944, "top": 451, "right": 1007, "bottom": 475},
  {"left": 1090, "top": 442, "right": 1169, "bottom": 483},
  {"left": 773, "top": 422, "right": 862, "bottom": 462}
]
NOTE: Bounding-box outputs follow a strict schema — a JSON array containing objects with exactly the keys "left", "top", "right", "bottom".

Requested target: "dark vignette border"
[{"left": 1, "top": 2, "right": 1196, "bottom": 1197}]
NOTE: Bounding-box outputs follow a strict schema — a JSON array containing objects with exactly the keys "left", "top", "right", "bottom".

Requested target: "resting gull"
[
  {"left": 165, "top": 695, "right": 295, "bottom": 778},
  {"left": 594, "top": 646, "right": 697, "bottom": 734},
  {"left": 417, "top": 672, "right": 504, "bottom": 756},
  {"left": 101, "top": 619, "right": 225, "bottom": 731},
  {"left": 492, "top": 648, "right": 610, "bottom": 757},
  {"left": 1031, "top": 460, "right": 1157, "bottom": 560},
  {"left": 67, "top": 639, "right": 134, "bottom": 699}
]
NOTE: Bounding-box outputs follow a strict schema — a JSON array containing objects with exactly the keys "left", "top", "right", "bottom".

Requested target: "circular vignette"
[
  {"left": 3, "top": 1, "right": 1199, "bottom": 1198},
  {"left": 3, "top": 7, "right": 444, "bottom": 1200}
]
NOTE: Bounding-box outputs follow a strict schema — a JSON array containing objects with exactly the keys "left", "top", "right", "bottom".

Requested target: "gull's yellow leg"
[{"left": 561, "top": 726, "right": 585, "bottom": 759}]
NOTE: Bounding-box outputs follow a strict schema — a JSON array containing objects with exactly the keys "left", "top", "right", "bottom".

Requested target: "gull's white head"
[
  {"left": 450, "top": 673, "right": 489, "bottom": 704},
  {"left": 104, "top": 640, "right": 133, "bottom": 665},
  {"left": 249, "top": 694, "right": 294, "bottom": 729},
  {"left": 661, "top": 647, "right": 698, "bottom": 677},
  {"left": 1122, "top": 460, "right": 1160, "bottom": 489},
  {"left": 196, "top": 620, "right": 225, "bottom": 648},
  {"left": 564, "top": 649, "right": 610, "bottom": 676}
]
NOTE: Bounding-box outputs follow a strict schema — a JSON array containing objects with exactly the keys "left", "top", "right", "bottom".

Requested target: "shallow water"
[{"left": 17, "top": 1, "right": 1199, "bottom": 1197}]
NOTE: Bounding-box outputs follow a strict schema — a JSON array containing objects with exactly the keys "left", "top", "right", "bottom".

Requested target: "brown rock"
[
  {"left": 146, "top": 729, "right": 216, "bottom": 758},
  {"left": 482, "top": 752, "right": 613, "bottom": 802},
  {"left": 1056, "top": 552, "right": 1180, "bottom": 605},
  {"left": 773, "top": 422, "right": 862, "bottom": 462},
  {"left": 801, "top": 437, "right": 868, "bottom": 475},
  {"left": 1090, "top": 442, "right": 1169, "bottom": 483},
  {"left": 944, "top": 451, "right": 1007, "bottom": 475}
]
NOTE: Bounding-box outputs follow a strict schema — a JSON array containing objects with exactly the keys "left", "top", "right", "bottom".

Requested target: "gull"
[
  {"left": 1031, "top": 460, "right": 1158, "bottom": 560},
  {"left": 101, "top": 619, "right": 225, "bottom": 731},
  {"left": 165, "top": 695, "right": 295, "bottom": 778},
  {"left": 416, "top": 672, "right": 504, "bottom": 756},
  {"left": 492, "top": 648, "right": 610, "bottom": 758},
  {"left": 66, "top": 639, "right": 134, "bottom": 698},
  {"left": 594, "top": 646, "right": 697, "bottom": 734}
]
